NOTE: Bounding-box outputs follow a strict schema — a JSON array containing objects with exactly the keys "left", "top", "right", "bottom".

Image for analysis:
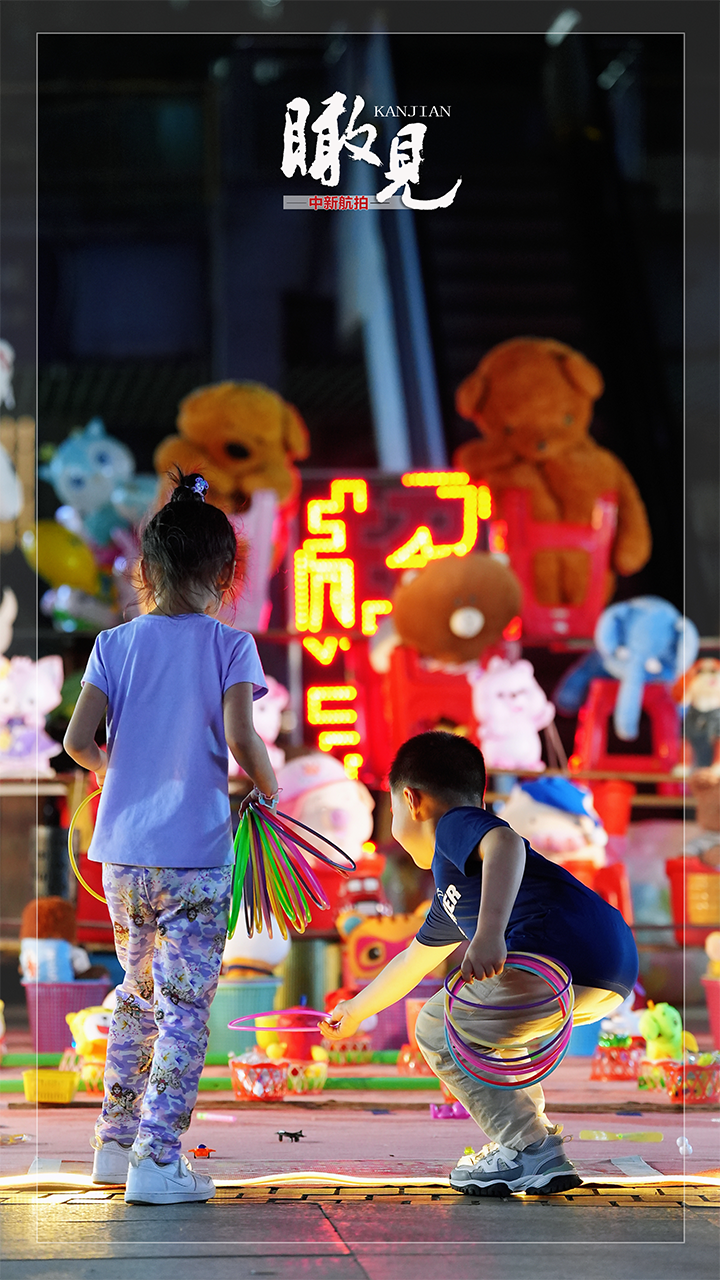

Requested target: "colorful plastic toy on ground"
[
  {"left": 638, "top": 1001, "right": 698, "bottom": 1062},
  {"left": 188, "top": 1145, "right": 215, "bottom": 1158},
  {"left": 277, "top": 1129, "right": 304, "bottom": 1142},
  {"left": 467, "top": 656, "right": 555, "bottom": 771}
]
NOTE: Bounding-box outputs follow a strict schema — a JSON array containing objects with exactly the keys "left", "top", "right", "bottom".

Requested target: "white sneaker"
[
  {"left": 92, "top": 1140, "right": 133, "bottom": 1186},
  {"left": 124, "top": 1153, "right": 216, "bottom": 1205}
]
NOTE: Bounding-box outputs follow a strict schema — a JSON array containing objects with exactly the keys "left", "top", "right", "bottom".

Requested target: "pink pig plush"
[{"left": 467, "top": 656, "right": 555, "bottom": 772}]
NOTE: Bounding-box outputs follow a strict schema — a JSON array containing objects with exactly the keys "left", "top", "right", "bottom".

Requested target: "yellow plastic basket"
[{"left": 22, "top": 1069, "right": 80, "bottom": 1104}]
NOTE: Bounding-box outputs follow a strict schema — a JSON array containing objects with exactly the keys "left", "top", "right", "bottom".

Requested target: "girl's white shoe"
[
  {"left": 91, "top": 1140, "right": 133, "bottom": 1185},
  {"left": 124, "top": 1153, "right": 215, "bottom": 1205}
]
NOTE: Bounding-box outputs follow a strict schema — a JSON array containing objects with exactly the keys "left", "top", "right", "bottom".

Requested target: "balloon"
[{"left": 22, "top": 522, "right": 102, "bottom": 594}]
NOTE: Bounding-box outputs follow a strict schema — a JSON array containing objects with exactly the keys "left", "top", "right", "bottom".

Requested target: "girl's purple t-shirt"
[{"left": 82, "top": 613, "right": 268, "bottom": 868}]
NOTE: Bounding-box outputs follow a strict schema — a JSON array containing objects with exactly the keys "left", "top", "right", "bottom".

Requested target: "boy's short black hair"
[{"left": 388, "top": 731, "right": 487, "bottom": 805}]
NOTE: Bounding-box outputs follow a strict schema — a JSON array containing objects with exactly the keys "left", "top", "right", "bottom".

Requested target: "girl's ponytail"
[{"left": 169, "top": 473, "right": 209, "bottom": 504}]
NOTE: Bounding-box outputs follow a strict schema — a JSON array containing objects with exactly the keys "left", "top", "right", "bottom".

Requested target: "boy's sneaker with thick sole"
[
  {"left": 450, "top": 1133, "right": 581, "bottom": 1197},
  {"left": 92, "top": 1140, "right": 133, "bottom": 1186},
  {"left": 124, "top": 1153, "right": 216, "bottom": 1205}
]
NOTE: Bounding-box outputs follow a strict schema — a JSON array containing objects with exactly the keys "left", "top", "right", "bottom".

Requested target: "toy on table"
[
  {"left": 19, "top": 898, "right": 108, "bottom": 983},
  {"left": 22, "top": 521, "right": 119, "bottom": 634},
  {"left": 65, "top": 1005, "right": 111, "bottom": 1093},
  {"left": 188, "top": 1145, "right": 215, "bottom": 1159},
  {"left": 467, "top": 656, "right": 554, "bottom": 772},
  {"left": 40, "top": 418, "right": 137, "bottom": 550},
  {"left": 673, "top": 658, "right": 720, "bottom": 769},
  {"left": 555, "top": 597, "right": 699, "bottom": 744},
  {"left": 228, "top": 1049, "right": 288, "bottom": 1101},
  {"left": 274, "top": 754, "right": 378, "bottom": 931},
  {"left": 444, "top": 955, "right": 574, "bottom": 1089},
  {"left": 370, "top": 553, "right": 522, "bottom": 674},
  {"left": 453, "top": 337, "right": 652, "bottom": 607},
  {"left": 590, "top": 989, "right": 646, "bottom": 1081},
  {"left": 154, "top": 381, "right": 310, "bottom": 570}
]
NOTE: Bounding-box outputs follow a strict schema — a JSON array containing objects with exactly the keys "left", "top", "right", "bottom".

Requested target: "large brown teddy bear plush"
[
  {"left": 454, "top": 338, "right": 652, "bottom": 606},
  {"left": 154, "top": 381, "right": 310, "bottom": 516}
]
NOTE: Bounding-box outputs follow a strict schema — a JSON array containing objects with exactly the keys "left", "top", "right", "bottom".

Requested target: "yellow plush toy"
[
  {"left": 66, "top": 1005, "right": 112, "bottom": 1091},
  {"left": 154, "top": 381, "right": 310, "bottom": 516}
]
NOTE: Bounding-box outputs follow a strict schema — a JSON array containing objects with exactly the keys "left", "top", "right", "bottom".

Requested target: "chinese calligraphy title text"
[{"left": 282, "top": 92, "right": 462, "bottom": 210}]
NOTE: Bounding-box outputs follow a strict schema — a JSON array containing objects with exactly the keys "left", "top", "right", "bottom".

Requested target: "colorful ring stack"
[
  {"left": 227, "top": 803, "right": 356, "bottom": 942},
  {"left": 443, "top": 952, "right": 575, "bottom": 1090}
]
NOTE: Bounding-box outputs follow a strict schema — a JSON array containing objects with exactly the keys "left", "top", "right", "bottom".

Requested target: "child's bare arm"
[
  {"left": 461, "top": 825, "right": 526, "bottom": 982},
  {"left": 63, "top": 682, "right": 108, "bottom": 781},
  {"left": 320, "top": 937, "right": 458, "bottom": 1040},
  {"left": 223, "top": 682, "right": 278, "bottom": 799}
]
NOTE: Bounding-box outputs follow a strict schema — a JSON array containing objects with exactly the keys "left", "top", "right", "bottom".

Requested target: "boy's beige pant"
[{"left": 415, "top": 967, "right": 623, "bottom": 1152}]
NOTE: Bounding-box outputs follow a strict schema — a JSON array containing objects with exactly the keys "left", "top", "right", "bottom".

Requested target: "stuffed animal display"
[
  {"left": 554, "top": 596, "right": 699, "bottom": 742},
  {"left": 674, "top": 659, "right": 720, "bottom": 769},
  {"left": 40, "top": 418, "right": 154, "bottom": 553},
  {"left": 454, "top": 338, "right": 652, "bottom": 606},
  {"left": 222, "top": 909, "right": 291, "bottom": 979},
  {"left": 499, "top": 776, "right": 608, "bottom": 869},
  {"left": 0, "top": 654, "right": 63, "bottom": 776},
  {"left": 467, "top": 656, "right": 554, "bottom": 771},
  {"left": 154, "top": 380, "right": 310, "bottom": 546},
  {"left": 369, "top": 553, "right": 522, "bottom": 673}
]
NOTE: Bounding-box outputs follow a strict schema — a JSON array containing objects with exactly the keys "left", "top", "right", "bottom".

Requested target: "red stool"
[
  {"left": 385, "top": 645, "right": 477, "bottom": 757},
  {"left": 490, "top": 489, "right": 617, "bottom": 644},
  {"left": 571, "top": 678, "right": 680, "bottom": 781}
]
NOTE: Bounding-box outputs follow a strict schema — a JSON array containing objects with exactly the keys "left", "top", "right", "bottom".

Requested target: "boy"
[{"left": 321, "top": 732, "right": 638, "bottom": 1197}]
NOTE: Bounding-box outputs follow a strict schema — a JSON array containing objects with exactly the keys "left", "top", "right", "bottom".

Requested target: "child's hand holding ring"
[{"left": 319, "top": 1001, "right": 359, "bottom": 1041}]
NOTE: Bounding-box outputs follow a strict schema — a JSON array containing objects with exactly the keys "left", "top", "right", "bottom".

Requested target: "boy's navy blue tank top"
[{"left": 415, "top": 807, "right": 638, "bottom": 999}]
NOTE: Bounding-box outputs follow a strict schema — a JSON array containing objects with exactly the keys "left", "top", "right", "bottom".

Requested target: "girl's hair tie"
[{"left": 170, "top": 471, "right": 209, "bottom": 503}]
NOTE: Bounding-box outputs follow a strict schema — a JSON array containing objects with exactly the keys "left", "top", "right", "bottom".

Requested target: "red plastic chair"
[
  {"left": 490, "top": 489, "right": 617, "bottom": 644},
  {"left": 385, "top": 645, "right": 477, "bottom": 758},
  {"left": 572, "top": 677, "right": 680, "bottom": 781}
]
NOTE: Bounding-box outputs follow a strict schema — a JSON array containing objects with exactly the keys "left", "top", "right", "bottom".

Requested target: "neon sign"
[{"left": 295, "top": 472, "right": 493, "bottom": 767}]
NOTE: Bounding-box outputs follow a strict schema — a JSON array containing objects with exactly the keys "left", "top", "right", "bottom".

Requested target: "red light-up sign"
[{"left": 294, "top": 471, "right": 492, "bottom": 773}]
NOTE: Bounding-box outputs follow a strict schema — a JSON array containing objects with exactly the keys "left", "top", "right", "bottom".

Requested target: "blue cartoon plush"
[
  {"left": 554, "top": 596, "right": 699, "bottom": 741},
  {"left": 40, "top": 418, "right": 154, "bottom": 549}
]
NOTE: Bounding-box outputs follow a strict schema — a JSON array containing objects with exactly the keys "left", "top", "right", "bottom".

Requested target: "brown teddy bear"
[
  {"left": 370, "top": 553, "right": 522, "bottom": 671},
  {"left": 154, "top": 381, "right": 310, "bottom": 516},
  {"left": 454, "top": 337, "right": 652, "bottom": 606}
]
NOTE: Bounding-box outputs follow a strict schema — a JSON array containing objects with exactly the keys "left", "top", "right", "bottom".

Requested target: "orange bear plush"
[
  {"left": 154, "top": 381, "right": 310, "bottom": 516},
  {"left": 454, "top": 338, "right": 652, "bottom": 606}
]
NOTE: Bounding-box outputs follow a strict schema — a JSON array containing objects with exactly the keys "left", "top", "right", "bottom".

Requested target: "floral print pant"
[{"left": 94, "top": 862, "right": 232, "bottom": 1162}]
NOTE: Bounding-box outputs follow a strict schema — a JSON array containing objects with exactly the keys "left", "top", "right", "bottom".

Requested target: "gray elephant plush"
[{"left": 554, "top": 596, "right": 699, "bottom": 741}]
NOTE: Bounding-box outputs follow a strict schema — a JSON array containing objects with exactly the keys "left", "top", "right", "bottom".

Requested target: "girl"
[{"left": 64, "top": 471, "right": 278, "bottom": 1206}]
